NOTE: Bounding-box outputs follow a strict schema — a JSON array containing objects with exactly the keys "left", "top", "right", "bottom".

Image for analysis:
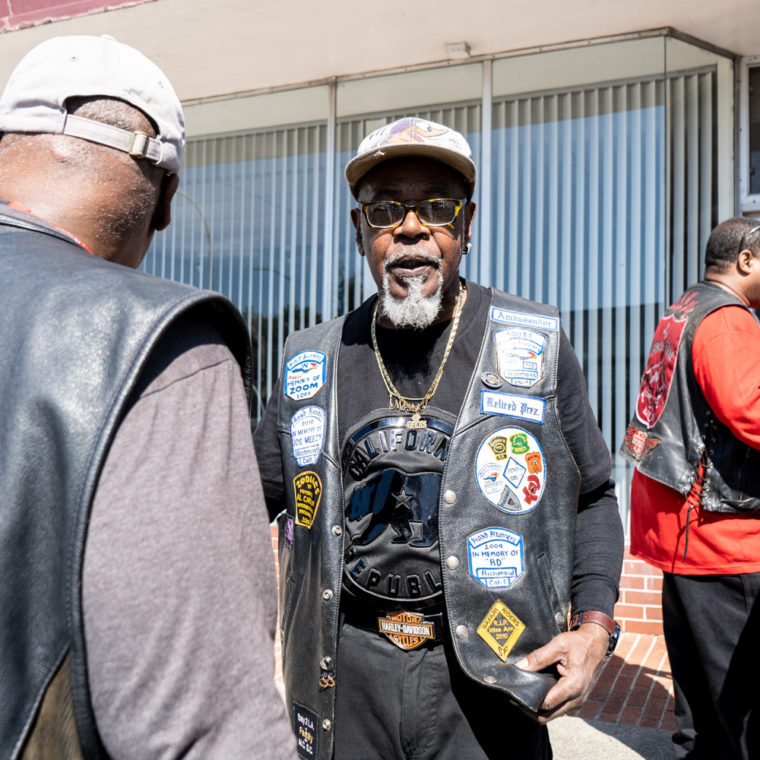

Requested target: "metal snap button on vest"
[
  {"left": 555, "top": 612, "right": 564, "bottom": 626},
  {"left": 320, "top": 657, "right": 332, "bottom": 670},
  {"left": 322, "top": 719, "right": 332, "bottom": 731},
  {"left": 446, "top": 556, "right": 460, "bottom": 570},
  {"left": 444, "top": 489, "right": 456, "bottom": 504},
  {"left": 484, "top": 675, "right": 496, "bottom": 684},
  {"left": 456, "top": 625, "right": 468, "bottom": 639},
  {"left": 481, "top": 371, "right": 502, "bottom": 389},
  {"left": 322, "top": 589, "right": 334, "bottom": 600},
  {"left": 332, "top": 525, "right": 342, "bottom": 536}
]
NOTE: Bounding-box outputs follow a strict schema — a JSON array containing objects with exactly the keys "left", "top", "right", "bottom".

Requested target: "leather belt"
[{"left": 342, "top": 605, "right": 446, "bottom": 650}]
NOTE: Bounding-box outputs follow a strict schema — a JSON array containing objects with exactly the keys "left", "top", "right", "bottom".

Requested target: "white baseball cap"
[
  {"left": 0, "top": 35, "right": 184, "bottom": 173},
  {"left": 345, "top": 116, "right": 477, "bottom": 199}
]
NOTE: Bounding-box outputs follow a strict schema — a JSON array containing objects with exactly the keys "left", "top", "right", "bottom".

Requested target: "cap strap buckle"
[{"left": 128, "top": 131, "right": 150, "bottom": 159}]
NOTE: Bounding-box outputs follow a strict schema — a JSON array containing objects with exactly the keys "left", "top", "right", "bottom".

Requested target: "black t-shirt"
[{"left": 254, "top": 281, "right": 622, "bottom": 616}]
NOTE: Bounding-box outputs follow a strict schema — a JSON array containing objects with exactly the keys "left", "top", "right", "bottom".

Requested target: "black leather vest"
[
  {"left": 276, "top": 288, "right": 580, "bottom": 759},
  {"left": 0, "top": 209, "right": 252, "bottom": 758},
  {"left": 621, "top": 281, "right": 760, "bottom": 513}
]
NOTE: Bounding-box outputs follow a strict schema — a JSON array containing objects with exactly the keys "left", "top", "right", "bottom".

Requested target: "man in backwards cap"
[
  {"left": 255, "top": 116, "right": 624, "bottom": 758},
  {"left": 0, "top": 36, "right": 295, "bottom": 758}
]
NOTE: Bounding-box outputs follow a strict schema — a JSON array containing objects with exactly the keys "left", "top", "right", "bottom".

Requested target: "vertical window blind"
[{"left": 143, "top": 65, "right": 718, "bottom": 528}]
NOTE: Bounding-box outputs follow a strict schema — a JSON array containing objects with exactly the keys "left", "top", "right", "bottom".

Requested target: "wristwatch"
[{"left": 570, "top": 610, "right": 621, "bottom": 657}]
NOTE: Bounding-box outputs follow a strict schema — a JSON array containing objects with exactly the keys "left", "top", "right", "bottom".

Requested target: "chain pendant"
[{"left": 406, "top": 411, "right": 427, "bottom": 430}]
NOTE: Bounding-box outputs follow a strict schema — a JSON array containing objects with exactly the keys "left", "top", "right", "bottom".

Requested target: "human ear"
[
  {"left": 350, "top": 207, "right": 365, "bottom": 256},
  {"left": 152, "top": 172, "right": 179, "bottom": 232}
]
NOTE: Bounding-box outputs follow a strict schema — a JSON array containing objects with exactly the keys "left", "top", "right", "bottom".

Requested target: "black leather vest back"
[
  {"left": 621, "top": 281, "right": 760, "bottom": 513},
  {"left": 0, "top": 209, "right": 251, "bottom": 758}
]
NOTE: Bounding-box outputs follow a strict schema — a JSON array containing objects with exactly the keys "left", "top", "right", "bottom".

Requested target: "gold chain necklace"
[{"left": 371, "top": 282, "right": 466, "bottom": 430}]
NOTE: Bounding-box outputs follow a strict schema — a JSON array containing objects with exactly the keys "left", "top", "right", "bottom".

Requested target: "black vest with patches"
[
  {"left": 0, "top": 209, "right": 251, "bottom": 758},
  {"left": 276, "top": 288, "right": 580, "bottom": 759},
  {"left": 621, "top": 281, "right": 760, "bottom": 513}
]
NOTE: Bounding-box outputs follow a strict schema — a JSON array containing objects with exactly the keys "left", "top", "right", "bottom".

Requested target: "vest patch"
[
  {"left": 290, "top": 405, "right": 326, "bottom": 466},
  {"left": 623, "top": 424, "right": 661, "bottom": 461},
  {"left": 635, "top": 290, "right": 698, "bottom": 428},
  {"left": 490, "top": 306, "right": 559, "bottom": 332},
  {"left": 475, "top": 427, "right": 546, "bottom": 513},
  {"left": 293, "top": 471, "right": 322, "bottom": 528},
  {"left": 285, "top": 350, "right": 327, "bottom": 400},
  {"left": 467, "top": 527, "right": 525, "bottom": 589},
  {"left": 477, "top": 600, "right": 525, "bottom": 662},
  {"left": 377, "top": 610, "right": 435, "bottom": 650},
  {"left": 494, "top": 327, "right": 546, "bottom": 388},
  {"left": 283, "top": 514, "right": 295, "bottom": 548},
  {"left": 342, "top": 415, "right": 454, "bottom": 606},
  {"left": 292, "top": 701, "right": 318, "bottom": 759},
  {"left": 480, "top": 389, "right": 545, "bottom": 424}
]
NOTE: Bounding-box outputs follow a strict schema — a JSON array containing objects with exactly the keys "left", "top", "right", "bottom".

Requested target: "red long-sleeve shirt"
[{"left": 630, "top": 305, "right": 760, "bottom": 574}]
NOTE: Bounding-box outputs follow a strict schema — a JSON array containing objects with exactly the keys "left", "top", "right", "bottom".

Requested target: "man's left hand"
[{"left": 514, "top": 623, "right": 610, "bottom": 724}]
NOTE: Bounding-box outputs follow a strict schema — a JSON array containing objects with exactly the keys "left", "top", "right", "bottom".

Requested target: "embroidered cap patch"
[
  {"left": 293, "top": 471, "right": 322, "bottom": 529},
  {"left": 377, "top": 610, "right": 435, "bottom": 650},
  {"left": 477, "top": 600, "right": 525, "bottom": 662}
]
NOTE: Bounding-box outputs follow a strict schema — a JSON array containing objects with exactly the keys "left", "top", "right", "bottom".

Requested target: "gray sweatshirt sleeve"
[{"left": 82, "top": 323, "right": 296, "bottom": 759}]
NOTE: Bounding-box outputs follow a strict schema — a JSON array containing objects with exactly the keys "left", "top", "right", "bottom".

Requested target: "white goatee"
[{"left": 380, "top": 251, "right": 443, "bottom": 329}]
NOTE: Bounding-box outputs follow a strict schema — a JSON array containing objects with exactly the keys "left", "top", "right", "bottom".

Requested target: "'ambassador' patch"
[
  {"left": 285, "top": 350, "right": 327, "bottom": 400},
  {"left": 477, "top": 600, "right": 525, "bottom": 662},
  {"left": 293, "top": 471, "right": 322, "bottom": 528}
]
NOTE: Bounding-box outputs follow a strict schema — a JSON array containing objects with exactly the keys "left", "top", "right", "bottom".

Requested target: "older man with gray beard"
[{"left": 254, "top": 117, "right": 624, "bottom": 760}]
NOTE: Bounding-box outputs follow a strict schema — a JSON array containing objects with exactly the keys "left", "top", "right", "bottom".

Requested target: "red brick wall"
[{"left": 615, "top": 551, "right": 664, "bottom": 635}]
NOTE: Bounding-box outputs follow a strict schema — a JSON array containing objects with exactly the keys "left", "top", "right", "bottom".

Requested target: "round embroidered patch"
[{"left": 475, "top": 426, "right": 546, "bottom": 514}]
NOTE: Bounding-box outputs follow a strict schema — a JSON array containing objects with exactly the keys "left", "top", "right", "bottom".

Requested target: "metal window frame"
[{"left": 738, "top": 55, "right": 760, "bottom": 213}]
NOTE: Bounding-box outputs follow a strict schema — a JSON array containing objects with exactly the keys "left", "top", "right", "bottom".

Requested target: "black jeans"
[
  {"left": 662, "top": 571, "right": 760, "bottom": 760},
  {"left": 333, "top": 622, "right": 551, "bottom": 760}
]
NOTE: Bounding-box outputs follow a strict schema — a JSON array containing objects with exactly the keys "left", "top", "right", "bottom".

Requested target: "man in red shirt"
[{"left": 623, "top": 217, "right": 760, "bottom": 759}]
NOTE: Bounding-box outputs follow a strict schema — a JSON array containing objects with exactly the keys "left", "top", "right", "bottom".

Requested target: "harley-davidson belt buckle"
[{"left": 377, "top": 610, "right": 436, "bottom": 651}]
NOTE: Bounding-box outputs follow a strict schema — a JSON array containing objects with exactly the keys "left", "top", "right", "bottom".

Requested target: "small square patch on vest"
[
  {"left": 293, "top": 701, "right": 318, "bottom": 759},
  {"left": 377, "top": 610, "right": 435, "bottom": 650},
  {"left": 477, "top": 600, "right": 525, "bottom": 662},
  {"left": 623, "top": 424, "right": 660, "bottom": 461}
]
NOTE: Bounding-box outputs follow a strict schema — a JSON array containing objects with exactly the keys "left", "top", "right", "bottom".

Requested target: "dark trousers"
[
  {"left": 662, "top": 572, "right": 760, "bottom": 760},
  {"left": 334, "top": 622, "right": 551, "bottom": 760}
]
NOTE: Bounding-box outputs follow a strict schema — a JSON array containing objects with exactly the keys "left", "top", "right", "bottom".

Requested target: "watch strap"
[{"left": 569, "top": 610, "right": 616, "bottom": 636}]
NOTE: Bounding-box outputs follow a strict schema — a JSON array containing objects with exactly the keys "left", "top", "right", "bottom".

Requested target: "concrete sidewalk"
[{"left": 549, "top": 716, "right": 673, "bottom": 759}]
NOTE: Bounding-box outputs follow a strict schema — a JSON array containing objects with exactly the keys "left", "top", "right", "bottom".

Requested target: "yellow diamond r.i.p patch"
[{"left": 477, "top": 600, "right": 525, "bottom": 662}]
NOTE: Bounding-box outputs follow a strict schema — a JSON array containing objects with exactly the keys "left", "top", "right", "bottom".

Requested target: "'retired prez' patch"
[
  {"left": 377, "top": 610, "right": 435, "bottom": 650},
  {"left": 293, "top": 471, "right": 322, "bottom": 529},
  {"left": 285, "top": 350, "right": 327, "bottom": 400},
  {"left": 477, "top": 600, "right": 525, "bottom": 662}
]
